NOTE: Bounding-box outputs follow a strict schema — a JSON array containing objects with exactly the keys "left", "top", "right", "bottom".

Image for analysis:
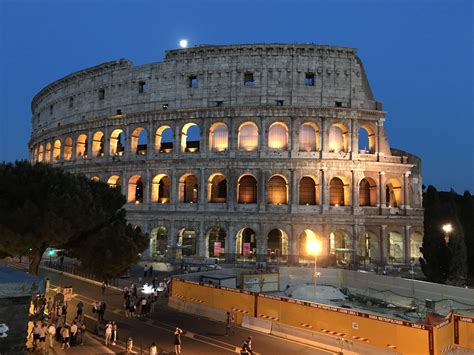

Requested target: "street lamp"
[
  {"left": 442, "top": 224, "right": 453, "bottom": 245},
  {"left": 306, "top": 239, "right": 322, "bottom": 295}
]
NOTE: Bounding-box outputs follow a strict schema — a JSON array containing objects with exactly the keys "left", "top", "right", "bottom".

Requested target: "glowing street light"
[
  {"left": 442, "top": 223, "right": 453, "bottom": 245},
  {"left": 179, "top": 39, "right": 188, "bottom": 48},
  {"left": 306, "top": 239, "right": 322, "bottom": 294}
]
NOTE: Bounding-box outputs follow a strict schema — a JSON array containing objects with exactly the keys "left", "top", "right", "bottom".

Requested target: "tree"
[
  {"left": 419, "top": 186, "right": 450, "bottom": 283},
  {"left": 459, "top": 191, "right": 474, "bottom": 278},
  {"left": 0, "top": 161, "right": 147, "bottom": 276}
]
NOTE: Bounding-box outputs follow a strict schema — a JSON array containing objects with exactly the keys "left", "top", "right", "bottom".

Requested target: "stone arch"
[
  {"left": 329, "top": 229, "right": 352, "bottom": 263},
  {"left": 33, "top": 145, "right": 38, "bottom": 163},
  {"left": 107, "top": 175, "right": 121, "bottom": 188},
  {"left": 176, "top": 227, "right": 198, "bottom": 258},
  {"left": 128, "top": 175, "right": 144, "bottom": 203},
  {"left": 388, "top": 231, "right": 404, "bottom": 264},
  {"left": 76, "top": 134, "right": 88, "bottom": 158},
  {"left": 237, "top": 174, "right": 257, "bottom": 204},
  {"left": 299, "top": 122, "right": 320, "bottom": 152},
  {"left": 131, "top": 127, "right": 147, "bottom": 155},
  {"left": 110, "top": 129, "right": 125, "bottom": 156},
  {"left": 299, "top": 176, "right": 319, "bottom": 205},
  {"left": 63, "top": 137, "right": 73, "bottom": 160},
  {"left": 209, "top": 122, "right": 228, "bottom": 152},
  {"left": 181, "top": 122, "right": 200, "bottom": 153},
  {"left": 152, "top": 174, "right": 171, "bottom": 203},
  {"left": 53, "top": 139, "right": 61, "bottom": 162},
  {"left": 38, "top": 144, "right": 44, "bottom": 162},
  {"left": 150, "top": 226, "right": 168, "bottom": 259},
  {"left": 329, "top": 123, "right": 349, "bottom": 153},
  {"left": 358, "top": 177, "right": 377, "bottom": 206},
  {"left": 267, "top": 228, "right": 288, "bottom": 262},
  {"left": 238, "top": 121, "right": 258, "bottom": 151},
  {"left": 329, "top": 176, "right": 350, "bottom": 206},
  {"left": 386, "top": 178, "right": 402, "bottom": 208},
  {"left": 44, "top": 142, "right": 51, "bottom": 163},
  {"left": 410, "top": 231, "right": 423, "bottom": 261},
  {"left": 90, "top": 176, "right": 100, "bottom": 182},
  {"left": 268, "top": 121, "right": 288, "bottom": 150},
  {"left": 208, "top": 173, "right": 227, "bottom": 203},
  {"left": 267, "top": 175, "right": 288, "bottom": 204},
  {"left": 155, "top": 125, "right": 173, "bottom": 153},
  {"left": 358, "top": 123, "right": 376, "bottom": 154},
  {"left": 179, "top": 173, "right": 198, "bottom": 203},
  {"left": 207, "top": 226, "right": 226, "bottom": 259},
  {"left": 298, "top": 229, "right": 323, "bottom": 262},
  {"left": 235, "top": 227, "right": 257, "bottom": 260},
  {"left": 92, "top": 131, "right": 105, "bottom": 158},
  {"left": 358, "top": 230, "right": 380, "bottom": 265}
]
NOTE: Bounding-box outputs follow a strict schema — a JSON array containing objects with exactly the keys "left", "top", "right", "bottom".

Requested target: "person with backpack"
[{"left": 174, "top": 327, "right": 183, "bottom": 354}]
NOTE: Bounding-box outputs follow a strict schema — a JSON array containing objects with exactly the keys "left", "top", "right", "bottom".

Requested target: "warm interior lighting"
[
  {"left": 442, "top": 224, "right": 453, "bottom": 234},
  {"left": 306, "top": 239, "right": 322, "bottom": 256}
]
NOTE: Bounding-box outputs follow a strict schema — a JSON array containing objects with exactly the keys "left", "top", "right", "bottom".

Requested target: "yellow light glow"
[
  {"left": 306, "top": 239, "right": 322, "bottom": 256},
  {"left": 442, "top": 224, "right": 453, "bottom": 233}
]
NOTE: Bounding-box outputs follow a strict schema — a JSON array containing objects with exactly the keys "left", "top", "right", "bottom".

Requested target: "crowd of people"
[{"left": 122, "top": 284, "right": 157, "bottom": 318}]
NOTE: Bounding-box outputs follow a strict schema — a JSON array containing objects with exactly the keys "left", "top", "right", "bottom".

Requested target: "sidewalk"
[{"left": 27, "top": 331, "right": 114, "bottom": 354}]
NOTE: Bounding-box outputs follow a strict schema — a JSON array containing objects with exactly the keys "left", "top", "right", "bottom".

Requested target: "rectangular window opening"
[
  {"left": 138, "top": 81, "right": 146, "bottom": 93},
  {"left": 162, "top": 103, "right": 169, "bottom": 110},
  {"left": 116, "top": 109, "right": 122, "bottom": 115},
  {"left": 189, "top": 75, "right": 198, "bottom": 88},
  {"left": 305, "top": 73, "right": 315, "bottom": 86},
  {"left": 335, "top": 101, "right": 342, "bottom": 107},
  {"left": 69, "top": 97, "right": 74, "bottom": 108},
  {"left": 49, "top": 105, "right": 54, "bottom": 115},
  {"left": 99, "top": 89, "right": 105, "bottom": 100},
  {"left": 216, "top": 101, "right": 223, "bottom": 107},
  {"left": 244, "top": 72, "right": 254, "bottom": 86},
  {"left": 276, "top": 100, "right": 284, "bottom": 106}
]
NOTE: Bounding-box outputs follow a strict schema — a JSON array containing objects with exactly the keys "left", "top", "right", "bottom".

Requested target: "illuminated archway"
[
  {"left": 358, "top": 231, "right": 380, "bottom": 265},
  {"left": 176, "top": 228, "right": 198, "bottom": 258},
  {"left": 299, "top": 176, "right": 318, "bottom": 205},
  {"left": 150, "top": 226, "right": 168, "bottom": 259},
  {"left": 236, "top": 228, "right": 257, "bottom": 260},
  {"left": 299, "top": 122, "right": 319, "bottom": 152},
  {"left": 329, "top": 177, "right": 350, "bottom": 206},
  {"left": 267, "top": 175, "right": 287, "bottom": 204},
  {"left": 208, "top": 174, "right": 227, "bottom": 203},
  {"left": 179, "top": 174, "right": 198, "bottom": 203},
  {"left": 207, "top": 227, "right": 226, "bottom": 259},
  {"left": 131, "top": 127, "right": 147, "bottom": 155},
  {"left": 110, "top": 129, "right": 125, "bottom": 156},
  {"left": 267, "top": 229, "right": 288, "bottom": 262},
  {"left": 76, "top": 134, "right": 88, "bottom": 158},
  {"left": 53, "top": 139, "right": 61, "bottom": 162},
  {"left": 38, "top": 144, "right": 44, "bottom": 162},
  {"left": 329, "top": 230, "right": 352, "bottom": 263},
  {"left": 410, "top": 232, "right": 423, "bottom": 260},
  {"left": 389, "top": 231, "right": 404, "bottom": 264},
  {"left": 359, "top": 178, "right": 377, "bottom": 206},
  {"left": 63, "top": 137, "right": 73, "bottom": 160},
  {"left": 386, "top": 178, "right": 402, "bottom": 208},
  {"left": 128, "top": 175, "right": 144, "bottom": 203},
  {"left": 237, "top": 175, "right": 257, "bottom": 203},
  {"left": 155, "top": 126, "right": 173, "bottom": 153},
  {"left": 181, "top": 123, "right": 200, "bottom": 153},
  {"left": 329, "top": 123, "right": 349, "bottom": 153},
  {"left": 238, "top": 122, "right": 258, "bottom": 151},
  {"left": 358, "top": 124, "right": 376, "bottom": 154},
  {"left": 209, "top": 123, "right": 228, "bottom": 152},
  {"left": 268, "top": 122, "right": 288, "bottom": 150},
  {"left": 90, "top": 176, "right": 100, "bottom": 182},
  {"left": 298, "top": 229, "right": 322, "bottom": 263},
  {"left": 151, "top": 174, "right": 171, "bottom": 203},
  {"left": 44, "top": 142, "right": 51, "bottom": 163},
  {"left": 92, "top": 131, "right": 105, "bottom": 158},
  {"left": 107, "top": 175, "right": 121, "bottom": 188}
]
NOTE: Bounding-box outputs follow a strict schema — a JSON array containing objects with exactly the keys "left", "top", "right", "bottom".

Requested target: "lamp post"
[
  {"left": 306, "top": 239, "right": 322, "bottom": 297},
  {"left": 442, "top": 224, "right": 453, "bottom": 245}
]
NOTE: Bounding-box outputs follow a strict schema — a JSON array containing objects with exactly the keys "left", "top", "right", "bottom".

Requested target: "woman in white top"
[{"left": 149, "top": 341, "right": 158, "bottom": 355}]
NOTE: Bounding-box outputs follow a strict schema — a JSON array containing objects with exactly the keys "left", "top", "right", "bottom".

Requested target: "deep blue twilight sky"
[{"left": 1, "top": 0, "right": 472, "bottom": 192}]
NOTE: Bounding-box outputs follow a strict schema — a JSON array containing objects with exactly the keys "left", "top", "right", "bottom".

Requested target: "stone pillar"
[
  {"left": 174, "top": 124, "right": 181, "bottom": 154},
  {"left": 257, "top": 225, "right": 267, "bottom": 263},
  {"left": 351, "top": 118, "right": 358, "bottom": 158},
  {"left": 144, "top": 169, "right": 151, "bottom": 204},
  {"left": 103, "top": 126, "right": 110, "bottom": 161},
  {"left": 380, "top": 225, "right": 388, "bottom": 265},
  {"left": 198, "top": 221, "right": 206, "bottom": 257},
  {"left": 86, "top": 131, "right": 92, "bottom": 160},
  {"left": 289, "top": 224, "right": 299, "bottom": 265},
  {"left": 226, "top": 223, "right": 236, "bottom": 262},
  {"left": 168, "top": 221, "right": 177, "bottom": 261},
  {"left": 71, "top": 136, "right": 77, "bottom": 161},
  {"left": 321, "top": 168, "right": 329, "bottom": 211},
  {"left": 404, "top": 225, "right": 412, "bottom": 263},
  {"left": 199, "top": 168, "right": 207, "bottom": 209},
  {"left": 227, "top": 168, "right": 235, "bottom": 211},
  {"left": 290, "top": 169, "right": 298, "bottom": 211},
  {"left": 200, "top": 119, "right": 209, "bottom": 155},
  {"left": 291, "top": 117, "right": 298, "bottom": 153},
  {"left": 403, "top": 171, "right": 411, "bottom": 212},
  {"left": 379, "top": 171, "right": 386, "bottom": 212},
  {"left": 321, "top": 117, "right": 329, "bottom": 153},
  {"left": 351, "top": 170, "right": 358, "bottom": 209},
  {"left": 171, "top": 171, "right": 178, "bottom": 205},
  {"left": 124, "top": 125, "right": 131, "bottom": 157},
  {"left": 259, "top": 170, "right": 266, "bottom": 212},
  {"left": 147, "top": 123, "right": 154, "bottom": 159}
]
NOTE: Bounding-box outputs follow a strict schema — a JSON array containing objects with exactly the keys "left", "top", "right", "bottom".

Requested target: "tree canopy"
[{"left": 0, "top": 161, "right": 147, "bottom": 278}]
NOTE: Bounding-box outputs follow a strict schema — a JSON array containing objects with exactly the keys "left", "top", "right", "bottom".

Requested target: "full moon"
[{"left": 179, "top": 39, "right": 188, "bottom": 48}]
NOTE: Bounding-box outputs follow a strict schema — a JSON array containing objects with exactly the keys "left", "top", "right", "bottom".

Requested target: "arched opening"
[
  {"left": 92, "top": 131, "right": 105, "bottom": 158},
  {"left": 155, "top": 126, "right": 173, "bottom": 153},
  {"left": 329, "top": 230, "right": 352, "bottom": 264},
  {"left": 238, "top": 175, "right": 257, "bottom": 204},
  {"left": 330, "top": 177, "right": 349, "bottom": 206},
  {"left": 209, "top": 123, "right": 228, "bottom": 152},
  {"left": 150, "top": 226, "right": 168, "bottom": 259},
  {"left": 268, "top": 122, "right": 288, "bottom": 150},
  {"left": 236, "top": 228, "right": 257, "bottom": 260},
  {"left": 128, "top": 175, "right": 144, "bottom": 203},
  {"left": 76, "top": 134, "right": 88, "bottom": 159},
  {"left": 207, "top": 227, "right": 226, "bottom": 259},
  {"left": 389, "top": 231, "right": 404, "bottom": 264},
  {"left": 179, "top": 174, "right": 198, "bottom": 203},
  {"left": 63, "top": 137, "right": 73, "bottom": 160},
  {"left": 358, "top": 231, "right": 380, "bottom": 265},
  {"left": 90, "top": 176, "right": 100, "bottom": 182},
  {"left": 358, "top": 178, "right": 377, "bottom": 206},
  {"left": 299, "top": 176, "right": 318, "bottom": 205},
  {"left": 38, "top": 144, "right": 44, "bottom": 162},
  {"left": 53, "top": 139, "right": 61, "bottom": 162},
  {"left": 329, "top": 123, "right": 349, "bottom": 153},
  {"left": 176, "top": 228, "right": 198, "bottom": 258},
  {"left": 110, "top": 129, "right": 125, "bottom": 156},
  {"left": 386, "top": 178, "right": 402, "bottom": 208},
  {"left": 267, "top": 229, "right": 288, "bottom": 262},
  {"left": 33, "top": 146, "right": 38, "bottom": 163},
  {"left": 238, "top": 122, "right": 258, "bottom": 151},
  {"left": 151, "top": 174, "right": 170, "bottom": 203},
  {"left": 299, "top": 122, "right": 319, "bottom": 152},
  {"left": 181, "top": 123, "right": 200, "bottom": 153},
  {"left": 44, "top": 142, "right": 51, "bottom": 163},
  {"left": 358, "top": 125, "right": 376, "bottom": 153},
  {"left": 107, "top": 175, "right": 121, "bottom": 189},
  {"left": 267, "top": 175, "right": 287, "bottom": 204},
  {"left": 298, "top": 229, "right": 321, "bottom": 263},
  {"left": 410, "top": 232, "right": 423, "bottom": 261},
  {"left": 208, "top": 174, "right": 227, "bottom": 203},
  {"left": 131, "top": 127, "right": 147, "bottom": 155}
]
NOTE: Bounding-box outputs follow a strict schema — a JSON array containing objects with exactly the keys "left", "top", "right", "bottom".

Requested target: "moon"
[{"left": 179, "top": 40, "right": 188, "bottom": 48}]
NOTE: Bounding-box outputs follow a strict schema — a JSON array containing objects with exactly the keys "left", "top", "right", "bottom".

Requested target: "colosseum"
[{"left": 29, "top": 43, "right": 423, "bottom": 268}]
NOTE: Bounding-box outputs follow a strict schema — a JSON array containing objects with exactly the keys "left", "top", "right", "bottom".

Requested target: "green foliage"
[
  {"left": 0, "top": 161, "right": 147, "bottom": 276},
  {"left": 460, "top": 191, "right": 474, "bottom": 277}
]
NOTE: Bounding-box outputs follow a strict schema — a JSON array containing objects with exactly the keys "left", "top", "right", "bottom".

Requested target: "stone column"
[
  {"left": 403, "top": 171, "right": 411, "bottom": 212},
  {"left": 147, "top": 123, "right": 154, "bottom": 159},
  {"left": 199, "top": 168, "right": 207, "bottom": 209},
  {"left": 71, "top": 136, "right": 77, "bottom": 161},
  {"left": 350, "top": 118, "right": 356, "bottom": 158},
  {"left": 86, "top": 131, "right": 93, "bottom": 159},
  {"left": 351, "top": 170, "right": 358, "bottom": 209},
  {"left": 291, "top": 117, "right": 298, "bottom": 154},
  {"left": 124, "top": 125, "right": 131, "bottom": 157},
  {"left": 379, "top": 171, "right": 386, "bottom": 212},
  {"left": 168, "top": 221, "right": 177, "bottom": 261},
  {"left": 321, "top": 168, "right": 329, "bottom": 211},
  {"left": 144, "top": 169, "right": 151, "bottom": 205},
  {"left": 289, "top": 224, "right": 299, "bottom": 265},
  {"left": 380, "top": 225, "right": 388, "bottom": 265},
  {"left": 198, "top": 221, "right": 206, "bottom": 257},
  {"left": 290, "top": 169, "right": 298, "bottom": 211},
  {"left": 200, "top": 119, "right": 209, "bottom": 155},
  {"left": 321, "top": 117, "right": 329, "bottom": 153},
  {"left": 103, "top": 126, "right": 110, "bottom": 161},
  {"left": 227, "top": 168, "right": 235, "bottom": 211},
  {"left": 404, "top": 225, "right": 412, "bottom": 263},
  {"left": 257, "top": 225, "right": 267, "bottom": 263},
  {"left": 174, "top": 124, "right": 181, "bottom": 154},
  {"left": 226, "top": 223, "right": 236, "bottom": 262},
  {"left": 171, "top": 171, "right": 178, "bottom": 205},
  {"left": 259, "top": 170, "right": 266, "bottom": 212}
]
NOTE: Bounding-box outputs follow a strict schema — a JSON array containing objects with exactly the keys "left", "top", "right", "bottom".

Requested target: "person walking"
[
  {"left": 99, "top": 301, "right": 107, "bottom": 321},
  {"left": 174, "top": 327, "right": 183, "bottom": 355},
  {"left": 149, "top": 264, "right": 153, "bottom": 277},
  {"left": 126, "top": 337, "right": 133, "bottom": 353},
  {"left": 78, "top": 321, "right": 86, "bottom": 345},
  {"left": 104, "top": 321, "right": 112, "bottom": 346},
  {"left": 112, "top": 321, "right": 117, "bottom": 346},
  {"left": 29, "top": 321, "right": 40, "bottom": 348},
  {"left": 226, "top": 311, "right": 234, "bottom": 336},
  {"left": 48, "top": 323, "right": 56, "bottom": 349},
  {"left": 61, "top": 303, "right": 68, "bottom": 323},
  {"left": 76, "top": 300, "right": 84, "bottom": 320},
  {"left": 144, "top": 264, "right": 148, "bottom": 278},
  {"left": 70, "top": 321, "right": 78, "bottom": 346},
  {"left": 39, "top": 323, "right": 47, "bottom": 349},
  {"left": 61, "top": 326, "right": 70, "bottom": 350},
  {"left": 101, "top": 281, "right": 107, "bottom": 295},
  {"left": 149, "top": 341, "right": 158, "bottom": 355},
  {"left": 242, "top": 336, "right": 253, "bottom": 354}
]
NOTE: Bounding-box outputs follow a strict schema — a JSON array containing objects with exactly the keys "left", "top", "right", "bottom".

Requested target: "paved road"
[{"left": 41, "top": 268, "right": 336, "bottom": 354}]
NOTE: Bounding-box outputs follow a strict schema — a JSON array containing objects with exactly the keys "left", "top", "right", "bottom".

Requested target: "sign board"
[
  {"left": 243, "top": 243, "right": 251, "bottom": 256},
  {"left": 214, "top": 241, "right": 221, "bottom": 257},
  {"left": 53, "top": 293, "right": 64, "bottom": 307},
  {"left": 63, "top": 287, "right": 73, "bottom": 302}
]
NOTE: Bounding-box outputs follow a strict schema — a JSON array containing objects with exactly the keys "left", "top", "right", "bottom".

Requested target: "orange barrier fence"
[{"left": 454, "top": 314, "right": 474, "bottom": 350}]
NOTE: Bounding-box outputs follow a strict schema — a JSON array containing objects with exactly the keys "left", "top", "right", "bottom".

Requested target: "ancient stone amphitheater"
[{"left": 29, "top": 43, "right": 423, "bottom": 266}]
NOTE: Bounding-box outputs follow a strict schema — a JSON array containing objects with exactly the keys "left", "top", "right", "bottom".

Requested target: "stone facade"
[{"left": 29, "top": 44, "right": 423, "bottom": 266}]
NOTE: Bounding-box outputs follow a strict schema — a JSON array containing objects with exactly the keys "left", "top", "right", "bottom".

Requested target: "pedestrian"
[
  {"left": 226, "top": 311, "right": 234, "bottom": 336},
  {"left": 152, "top": 277, "right": 157, "bottom": 290},
  {"left": 141, "top": 297, "right": 147, "bottom": 316},
  {"left": 93, "top": 301, "right": 100, "bottom": 321},
  {"left": 129, "top": 303, "right": 136, "bottom": 318},
  {"left": 125, "top": 297, "right": 131, "bottom": 318},
  {"left": 48, "top": 322, "right": 56, "bottom": 349},
  {"left": 39, "top": 323, "right": 47, "bottom": 348},
  {"left": 149, "top": 341, "right": 158, "bottom": 355},
  {"left": 78, "top": 321, "right": 86, "bottom": 345},
  {"left": 99, "top": 301, "right": 107, "bottom": 321},
  {"left": 126, "top": 337, "right": 133, "bottom": 353},
  {"left": 131, "top": 283, "right": 138, "bottom": 298},
  {"left": 76, "top": 300, "right": 84, "bottom": 320},
  {"left": 70, "top": 321, "right": 78, "bottom": 346},
  {"left": 149, "top": 264, "right": 153, "bottom": 277},
  {"left": 47, "top": 297, "right": 53, "bottom": 317},
  {"left": 55, "top": 317, "right": 64, "bottom": 342},
  {"left": 112, "top": 321, "right": 117, "bottom": 345},
  {"left": 104, "top": 321, "right": 112, "bottom": 346},
  {"left": 61, "top": 325, "right": 70, "bottom": 349},
  {"left": 242, "top": 336, "right": 253, "bottom": 354},
  {"left": 61, "top": 303, "right": 68, "bottom": 323},
  {"left": 29, "top": 321, "right": 40, "bottom": 348},
  {"left": 144, "top": 264, "right": 148, "bottom": 278},
  {"left": 101, "top": 281, "right": 106, "bottom": 295},
  {"left": 174, "top": 327, "right": 183, "bottom": 355}
]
